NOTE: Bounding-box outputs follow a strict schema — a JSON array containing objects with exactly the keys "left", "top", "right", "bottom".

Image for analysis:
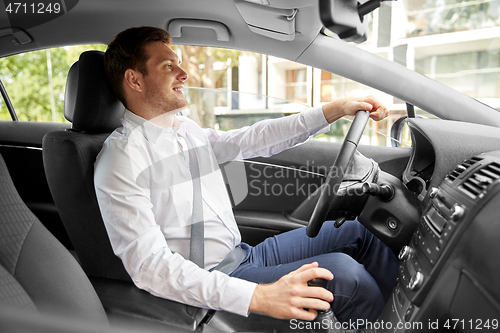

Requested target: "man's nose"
[{"left": 178, "top": 68, "right": 188, "bottom": 81}]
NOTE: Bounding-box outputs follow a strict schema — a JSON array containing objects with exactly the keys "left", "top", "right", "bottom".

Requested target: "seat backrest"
[
  {"left": 42, "top": 51, "right": 130, "bottom": 281},
  {"left": 0, "top": 153, "right": 107, "bottom": 322}
]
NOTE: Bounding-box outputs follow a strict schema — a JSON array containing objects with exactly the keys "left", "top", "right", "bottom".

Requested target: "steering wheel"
[{"left": 306, "top": 110, "right": 371, "bottom": 237}]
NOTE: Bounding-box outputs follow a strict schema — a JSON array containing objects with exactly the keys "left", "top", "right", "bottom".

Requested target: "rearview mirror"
[{"left": 319, "top": 0, "right": 394, "bottom": 43}]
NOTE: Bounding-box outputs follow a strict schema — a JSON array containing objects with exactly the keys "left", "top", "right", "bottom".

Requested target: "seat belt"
[
  {"left": 186, "top": 137, "right": 246, "bottom": 273},
  {"left": 180, "top": 136, "right": 246, "bottom": 329},
  {"left": 186, "top": 137, "right": 204, "bottom": 268}
]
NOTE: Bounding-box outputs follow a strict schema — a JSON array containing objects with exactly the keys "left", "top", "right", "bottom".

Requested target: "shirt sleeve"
[
  {"left": 203, "top": 106, "right": 329, "bottom": 164},
  {"left": 94, "top": 137, "right": 257, "bottom": 316}
]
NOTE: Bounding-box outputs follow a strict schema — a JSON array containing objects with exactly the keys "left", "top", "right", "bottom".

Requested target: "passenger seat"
[{"left": 0, "top": 153, "right": 108, "bottom": 322}]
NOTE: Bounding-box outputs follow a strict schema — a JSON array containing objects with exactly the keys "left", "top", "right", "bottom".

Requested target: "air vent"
[
  {"left": 458, "top": 162, "right": 500, "bottom": 199},
  {"left": 446, "top": 156, "right": 483, "bottom": 182}
]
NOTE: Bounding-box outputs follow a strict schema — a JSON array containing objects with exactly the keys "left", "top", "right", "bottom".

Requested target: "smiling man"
[{"left": 95, "top": 26, "right": 398, "bottom": 323}]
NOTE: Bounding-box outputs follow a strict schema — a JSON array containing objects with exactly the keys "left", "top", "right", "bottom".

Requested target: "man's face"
[{"left": 141, "top": 42, "right": 188, "bottom": 113}]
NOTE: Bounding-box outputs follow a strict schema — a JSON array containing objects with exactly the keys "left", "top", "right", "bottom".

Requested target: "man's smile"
[{"left": 173, "top": 86, "right": 185, "bottom": 95}]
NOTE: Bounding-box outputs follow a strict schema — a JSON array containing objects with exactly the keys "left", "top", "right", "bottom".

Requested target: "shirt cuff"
[
  {"left": 302, "top": 106, "right": 330, "bottom": 136},
  {"left": 219, "top": 276, "right": 258, "bottom": 317}
]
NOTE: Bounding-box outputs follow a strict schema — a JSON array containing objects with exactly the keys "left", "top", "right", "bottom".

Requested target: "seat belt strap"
[
  {"left": 212, "top": 246, "right": 246, "bottom": 275},
  {"left": 186, "top": 136, "right": 204, "bottom": 268},
  {"left": 186, "top": 135, "right": 247, "bottom": 274}
]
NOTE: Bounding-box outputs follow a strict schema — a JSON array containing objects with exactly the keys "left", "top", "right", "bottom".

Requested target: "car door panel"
[{"left": 0, "top": 121, "right": 72, "bottom": 249}]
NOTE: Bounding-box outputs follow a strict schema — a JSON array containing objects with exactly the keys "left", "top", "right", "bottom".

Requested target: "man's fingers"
[
  {"left": 289, "top": 265, "right": 334, "bottom": 301},
  {"left": 359, "top": 102, "right": 373, "bottom": 111},
  {"left": 350, "top": 95, "right": 389, "bottom": 121},
  {"left": 369, "top": 105, "right": 389, "bottom": 121},
  {"left": 363, "top": 95, "right": 384, "bottom": 108},
  {"left": 291, "top": 262, "right": 319, "bottom": 275},
  {"left": 293, "top": 267, "right": 335, "bottom": 303},
  {"left": 249, "top": 264, "right": 334, "bottom": 320},
  {"left": 291, "top": 308, "right": 319, "bottom": 321},
  {"left": 299, "top": 296, "right": 332, "bottom": 312},
  {"left": 288, "top": 299, "right": 330, "bottom": 321},
  {"left": 304, "top": 285, "right": 334, "bottom": 303},
  {"left": 345, "top": 101, "right": 371, "bottom": 115},
  {"left": 297, "top": 266, "right": 334, "bottom": 284}
]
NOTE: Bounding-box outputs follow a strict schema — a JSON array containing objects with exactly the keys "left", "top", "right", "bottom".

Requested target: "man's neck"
[
  {"left": 149, "top": 111, "right": 177, "bottom": 128},
  {"left": 129, "top": 107, "right": 185, "bottom": 129}
]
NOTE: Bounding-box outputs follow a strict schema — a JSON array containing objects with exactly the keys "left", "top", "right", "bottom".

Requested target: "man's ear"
[{"left": 124, "top": 69, "right": 143, "bottom": 93}]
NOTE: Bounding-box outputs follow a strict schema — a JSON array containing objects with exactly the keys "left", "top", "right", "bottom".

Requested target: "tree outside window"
[{"left": 0, "top": 44, "right": 107, "bottom": 122}]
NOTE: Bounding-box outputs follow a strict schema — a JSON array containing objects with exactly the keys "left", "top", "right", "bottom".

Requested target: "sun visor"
[{"left": 235, "top": 0, "right": 297, "bottom": 41}]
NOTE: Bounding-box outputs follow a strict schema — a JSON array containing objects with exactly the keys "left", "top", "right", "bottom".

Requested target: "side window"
[
  {"left": 0, "top": 44, "right": 107, "bottom": 122},
  {"left": 175, "top": 45, "right": 402, "bottom": 147}
]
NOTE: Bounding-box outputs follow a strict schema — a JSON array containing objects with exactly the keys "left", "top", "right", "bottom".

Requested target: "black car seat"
[
  {"left": 0, "top": 152, "right": 107, "bottom": 323},
  {"left": 42, "top": 51, "right": 209, "bottom": 330}
]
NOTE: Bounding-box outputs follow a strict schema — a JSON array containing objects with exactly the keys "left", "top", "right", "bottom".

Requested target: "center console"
[{"left": 376, "top": 152, "right": 500, "bottom": 332}]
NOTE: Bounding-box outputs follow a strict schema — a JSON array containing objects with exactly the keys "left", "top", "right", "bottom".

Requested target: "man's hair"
[{"left": 104, "top": 26, "right": 172, "bottom": 108}]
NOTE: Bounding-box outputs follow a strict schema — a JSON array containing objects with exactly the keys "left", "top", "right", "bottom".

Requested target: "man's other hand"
[{"left": 248, "top": 262, "right": 334, "bottom": 321}]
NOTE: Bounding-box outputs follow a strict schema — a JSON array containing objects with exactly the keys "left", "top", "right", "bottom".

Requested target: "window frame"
[{"left": 0, "top": 79, "right": 18, "bottom": 121}]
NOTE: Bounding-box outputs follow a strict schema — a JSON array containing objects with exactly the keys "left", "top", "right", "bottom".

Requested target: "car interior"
[{"left": 1, "top": 0, "right": 500, "bottom": 332}]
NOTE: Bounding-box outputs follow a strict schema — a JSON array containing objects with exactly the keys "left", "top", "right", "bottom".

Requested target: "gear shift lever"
[{"left": 307, "top": 278, "right": 345, "bottom": 333}]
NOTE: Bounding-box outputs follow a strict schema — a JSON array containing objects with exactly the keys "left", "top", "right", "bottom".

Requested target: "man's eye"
[{"left": 166, "top": 64, "right": 173, "bottom": 69}]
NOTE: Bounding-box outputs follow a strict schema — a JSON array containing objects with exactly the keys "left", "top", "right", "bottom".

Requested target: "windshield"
[{"left": 325, "top": 0, "right": 500, "bottom": 111}]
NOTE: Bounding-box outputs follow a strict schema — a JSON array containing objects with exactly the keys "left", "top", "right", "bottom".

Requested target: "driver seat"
[{"left": 42, "top": 50, "right": 208, "bottom": 330}]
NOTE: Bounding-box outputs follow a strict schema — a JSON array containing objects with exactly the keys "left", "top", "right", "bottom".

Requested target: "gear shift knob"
[
  {"left": 307, "top": 278, "right": 346, "bottom": 333},
  {"left": 308, "top": 278, "right": 328, "bottom": 288}
]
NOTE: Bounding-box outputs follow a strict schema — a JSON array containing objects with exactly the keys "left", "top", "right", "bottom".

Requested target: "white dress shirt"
[{"left": 94, "top": 107, "right": 329, "bottom": 316}]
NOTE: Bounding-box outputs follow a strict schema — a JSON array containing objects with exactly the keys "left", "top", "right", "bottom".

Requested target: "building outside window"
[
  {"left": 403, "top": 0, "right": 500, "bottom": 37},
  {"left": 285, "top": 68, "right": 308, "bottom": 104},
  {"left": 416, "top": 50, "right": 500, "bottom": 101},
  {"left": 206, "top": 0, "right": 500, "bottom": 145}
]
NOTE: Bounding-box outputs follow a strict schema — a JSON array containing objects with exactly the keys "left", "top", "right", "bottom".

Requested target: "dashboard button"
[
  {"left": 398, "top": 245, "right": 413, "bottom": 261},
  {"left": 408, "top": 272, "right": 424, "bottom": 291},
  {"left": 404, "top": 304, "right": 415, "bottom": 321},
  {"left": 451, "top": 205, "right": 465, "bottom": 222}
]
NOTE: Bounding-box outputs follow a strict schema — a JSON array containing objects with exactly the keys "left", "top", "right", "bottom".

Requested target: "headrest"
[{"left": 65, "top": 51, "right": 124, "bottom": 133}]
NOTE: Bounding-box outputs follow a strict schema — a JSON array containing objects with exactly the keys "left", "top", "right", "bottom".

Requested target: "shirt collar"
[{"left": 123, "top": 109, "right": 184, "bottom": 144}]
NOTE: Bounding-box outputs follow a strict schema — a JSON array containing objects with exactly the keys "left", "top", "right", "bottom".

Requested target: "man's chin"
[{"left": 167, "top": 102, "right": 188, "bottom": 114}]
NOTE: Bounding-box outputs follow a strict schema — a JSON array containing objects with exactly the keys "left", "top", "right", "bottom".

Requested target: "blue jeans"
[{"left": 230, "top": 220, "right": 398, "bottom": 322}]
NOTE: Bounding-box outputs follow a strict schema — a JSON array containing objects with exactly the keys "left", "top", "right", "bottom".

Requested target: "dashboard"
[
  {"left": 377, "top": 118, "right": 500, "bottom": 332},
  {"left": 402, "top": 118, "right": 500, "bottom": 208}
]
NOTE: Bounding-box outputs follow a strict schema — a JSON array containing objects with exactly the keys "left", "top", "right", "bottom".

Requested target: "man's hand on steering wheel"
[
  {"left": 305, "top": 95, "right": 390, "bottom": 238},
  {"left": 322, "top": 95, "right": 390, "bottom": 123}
]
